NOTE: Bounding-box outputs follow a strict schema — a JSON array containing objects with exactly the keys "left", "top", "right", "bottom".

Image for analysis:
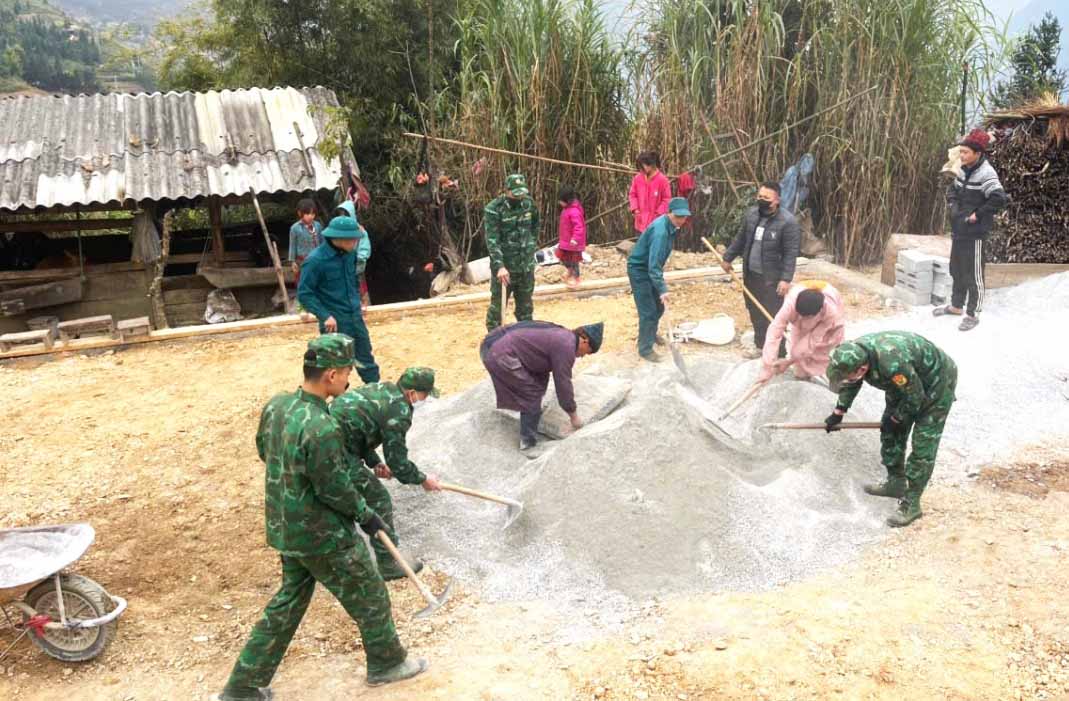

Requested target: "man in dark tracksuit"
[
  {"left": 298, "top": 216, "right": 380, "bottom": 383},
  {"left": 936, "top": 127, "right": 1008, "bottom": 332},
  {"left": 721, "top": 181, "right": 800, "bottom": 359}
]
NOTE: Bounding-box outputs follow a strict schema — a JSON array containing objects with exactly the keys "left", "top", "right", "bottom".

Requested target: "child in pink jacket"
[
  {"left": 628, "top": 151, "right": 671, "bottom": 234},
  {"left": 757, "top": 280, "right": 846, "bottom": 383},
  {"left": 557, "top": 186, "right": 587, "bottom": 289}
]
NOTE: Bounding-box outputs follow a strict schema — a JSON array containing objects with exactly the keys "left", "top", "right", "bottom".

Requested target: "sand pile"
[{"left": 395, "top": 356, "right": 889, "bottom": 609}]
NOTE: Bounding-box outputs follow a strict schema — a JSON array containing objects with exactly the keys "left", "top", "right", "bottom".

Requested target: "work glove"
[
  {"left": 824, "top": 411, "right": 844, "bottom": 433},
  {"left": 881, "top": 413, "right": 906, "bottom": 434},
  {"left": 359, "top": 513, "right": 387, "bottom": 538}
]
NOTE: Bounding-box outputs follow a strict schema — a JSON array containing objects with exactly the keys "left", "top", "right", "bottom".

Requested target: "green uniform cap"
[
  {"left": 306, "top": 333, "right": 360, "bottom": 369},
  {"left": 827, "top": 341, "right": 868, "bottom": 385},
  {"left": 668, "top": 196, "right": 691, "bottom": 217},
  {"left": 506, "top": 173, "right": 530, "bottom": 197},
  {"left": 322, "top": 215, "right": 360, "bottom": 239},
  {"left": 398, "top": 366, "right": 439, "bottom": 397}
]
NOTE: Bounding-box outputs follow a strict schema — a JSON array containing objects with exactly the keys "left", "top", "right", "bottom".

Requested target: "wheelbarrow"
[{"left": 0, "top": 523, "right": 127, "bottom": 663}]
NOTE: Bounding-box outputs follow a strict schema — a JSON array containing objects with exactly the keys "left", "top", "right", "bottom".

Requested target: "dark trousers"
[
  {"left": 628, "top": 266, "right": 664, "bottom": 357},
  {"left": 950, "top": 238, "right": 985, "bottom": 317},
  {"left": 520, "top": 410, "right": 542, "bottom": 443},
  {"left": 743, "top": 269, "right": 787, "bottom": 356},
  {"left": 328, "top": 315, "right": 380, "bottom": 384}
]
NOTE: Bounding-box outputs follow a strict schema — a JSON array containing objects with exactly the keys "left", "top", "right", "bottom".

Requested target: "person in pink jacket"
[
  {"left": 628, "top": 151, "right": 671, "bottom": 234},
  {"left": 556, "top": 186, "right": 587, "bottom": 289},
  {"left": 757, "top": 280, "right": 846, "bottom": 383}
]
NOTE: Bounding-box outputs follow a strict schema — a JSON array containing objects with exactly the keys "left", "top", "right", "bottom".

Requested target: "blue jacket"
[
  {"left": 627, "top": 214, "right": 679, "bottom": 295},
  {"left": 297, "top": 240, "right": 362, "bottom": 322},
  {"left": 288, "top": 220, "right": 323, "bottom": 260},
  {"left": 334, "top": 200, "right": 372, "bottom": 272}
]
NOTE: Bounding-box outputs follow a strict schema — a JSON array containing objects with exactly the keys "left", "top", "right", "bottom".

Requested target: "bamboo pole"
[
  {"left": 249, "top": 189, "right": 293, "bottom": 314},
  {"left": 401, "top": 132, "right": 634, "bottom": 175}
]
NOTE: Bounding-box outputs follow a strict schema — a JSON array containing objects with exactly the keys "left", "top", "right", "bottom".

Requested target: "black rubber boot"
[
  {"left": 519, "top": 411, "right": 541, "bottom": 451},
  {"left": 886, "top": 496, "right": 923, "bottom": 528},
  {"left": 214, "top": 687, "right": 273, "bottom": 701},
  {"left": 864, "top": 465, "right": 907, "bottom": 499}
]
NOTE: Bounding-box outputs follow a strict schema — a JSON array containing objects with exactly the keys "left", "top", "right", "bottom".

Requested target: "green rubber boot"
[
  {"left": 367, "top": 657, "right": 429, "bottom": 687},
  {"left": 863, "top": 475, "right": 908, "bottom": 499},
  {"left": 376, "top": 551, "right": 423, "bottom": 582},
  {"left": 886, "top": 496, "right": 922, "bottom": 528},
  {"left": 213, "top": 687, "right": 273, "bottom": 701}
]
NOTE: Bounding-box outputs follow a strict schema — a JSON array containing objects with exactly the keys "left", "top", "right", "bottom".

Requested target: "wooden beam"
[
  {"left": 208, "top": 197, "right": 225, "bottom": 266},
  {"left": 0, "top": 218, "right": 134, "bottom": 234}
]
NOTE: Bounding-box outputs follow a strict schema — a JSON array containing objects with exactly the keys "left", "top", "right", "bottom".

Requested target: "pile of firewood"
[{"left": 985, "top": 105, "right": 1069, "bottom": 264}]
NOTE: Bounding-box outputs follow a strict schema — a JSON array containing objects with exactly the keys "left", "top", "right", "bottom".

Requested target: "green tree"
[{"left": 992, "top": 11, "right": 1067, "bottom": 108}]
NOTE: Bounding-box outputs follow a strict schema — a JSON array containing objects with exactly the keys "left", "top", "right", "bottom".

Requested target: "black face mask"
[{"left": 757, "top": 200, "right": 775, "bottom": 217}]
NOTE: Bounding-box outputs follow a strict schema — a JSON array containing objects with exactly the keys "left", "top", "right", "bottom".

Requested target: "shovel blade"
[
  {"left": 502, "top": 502, "right": 524, "bottom": 530},
  {"left": 414, "top": 579, "right": 454, "bottom": 619}
]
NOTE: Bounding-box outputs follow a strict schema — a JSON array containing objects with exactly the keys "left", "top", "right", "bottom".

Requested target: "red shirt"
[{"left": 628, "top": 170, "right": 671, "bottom": 233}]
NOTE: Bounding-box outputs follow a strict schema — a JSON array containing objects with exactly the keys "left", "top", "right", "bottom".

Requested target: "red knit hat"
[{"left": 959, "top": 128, "right": 990, "bottom": 153}]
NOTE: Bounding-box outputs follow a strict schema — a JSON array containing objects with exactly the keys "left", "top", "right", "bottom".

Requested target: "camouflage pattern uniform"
[
  {"left": 224, "top": 335, "right": 406, "bottom": 693},
  {"left": 827, "top": 331, "right": 957, "bottom": 522},
  {"left": 485, "top": 173, "right": 540, "bottom": 331},
  {"left": 330, "top": 368, "right": 438, "bottom": 576}
]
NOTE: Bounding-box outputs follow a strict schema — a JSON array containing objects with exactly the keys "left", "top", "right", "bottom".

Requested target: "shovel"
[
  {"left": 375, "top": 531, "right": 453, "bottom": 618},
  {"left": 761, "top": 422, "right": 881, "bottom": 430},
  {"left": 439, "top": 481, "right": 524, "bottom": 530},
  {"left": 719, "top": 379, "right": 767, "bottom": 421},
  {"left": 663, "top": 306, "right": 693, "bottom": 386}
]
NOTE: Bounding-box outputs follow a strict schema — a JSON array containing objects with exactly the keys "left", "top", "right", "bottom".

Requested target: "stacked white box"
[{"left": 894, "top": 249, "right": 938, "bottom": 306}]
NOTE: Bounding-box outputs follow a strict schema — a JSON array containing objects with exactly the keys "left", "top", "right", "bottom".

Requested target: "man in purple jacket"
[{"left": 480, "top": 321, "right": 604, "bottom": 451}]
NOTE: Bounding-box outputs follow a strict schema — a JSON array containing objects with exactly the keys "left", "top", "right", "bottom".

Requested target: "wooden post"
[
  {"left": 249, "top": 189, "right": 293, "bottom": 314},
  {"left": 148, "top": 211, "right": 173, "bottom": 329},
  {"left": 208, "top": 196, "right": 225, "bottom": 266}
]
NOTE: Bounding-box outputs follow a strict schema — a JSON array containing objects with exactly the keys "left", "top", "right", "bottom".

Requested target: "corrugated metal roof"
[{"left": 0, "top": 86, "right": 356, "bottom": 212}]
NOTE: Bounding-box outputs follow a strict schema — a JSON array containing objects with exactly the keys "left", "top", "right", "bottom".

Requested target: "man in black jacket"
[
  {"left": 936, "top": 128, "right": 1008, "bottom": 331},
  {"left": 721, "top": 182, "right": 801, "bottom": 359}
]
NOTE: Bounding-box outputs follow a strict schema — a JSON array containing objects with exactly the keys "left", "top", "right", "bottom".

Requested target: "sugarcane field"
[{"left": 2, "top": 1, "right": 1069, "bottom": 700}]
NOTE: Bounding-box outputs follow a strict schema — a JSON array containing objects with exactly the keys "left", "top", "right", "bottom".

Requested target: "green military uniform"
[
  {"left": 485, "top": 173, "right": 540, "bottom": 331},
  {"left": 827, "top": 331, "right": 957, "bottom": 527},
  {"left": 330, "top": 368, "right": 438, "bottom": 578},
  {"left": 223, "top": 335, "right": 406, "bottom": 699}
]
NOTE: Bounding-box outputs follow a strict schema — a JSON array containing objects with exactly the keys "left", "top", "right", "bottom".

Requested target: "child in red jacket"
[{"left": 557, "top": 186, "right": 587, "bottom": 289}]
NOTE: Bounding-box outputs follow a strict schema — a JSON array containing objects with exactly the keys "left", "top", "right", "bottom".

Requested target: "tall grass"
[
  {"left": 426, "top": 0, "right": 631, "bottom": 252},
  {"left": 630, "top": 0, "right": 1006, "bottom": 263}
]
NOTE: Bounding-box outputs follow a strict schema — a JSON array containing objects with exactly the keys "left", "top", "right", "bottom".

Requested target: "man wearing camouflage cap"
[
  {"left": 215, "top": 335, "right": 425, "bottom": 701},
  {"left": 330, "top": 367, "right": 443, "bottom": 580},
  {"left": 484, "top": 173, "right": 540, "bottom": 331},
  {"left": 824, "top": 331, "right": 957, "bottom": 528}
]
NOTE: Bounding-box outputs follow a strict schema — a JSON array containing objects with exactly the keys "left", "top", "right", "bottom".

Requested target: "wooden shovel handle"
[
  {"left": 375, "top": 531, "right": 437, "bottom": 604},
  {"left": 763, "top": 422, "right": 882, "bottom": 430},
  {"left": 439, "top": 482, "right": 520, "bottom": 508},
  {"left": 720, "top": 380, "right": 767, "bottom": 420},
  {"left": 701, "top": 237, "right": 775, "bottom": 323}
]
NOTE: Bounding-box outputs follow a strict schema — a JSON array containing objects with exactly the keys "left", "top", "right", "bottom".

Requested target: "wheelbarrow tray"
[{"left": 0, "top": 524, "right": 95, "bottom": 599}]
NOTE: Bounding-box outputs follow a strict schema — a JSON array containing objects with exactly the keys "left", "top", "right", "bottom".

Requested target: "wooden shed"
[{"left": 0, "top": 86, "right": 357, "bottom": 343}]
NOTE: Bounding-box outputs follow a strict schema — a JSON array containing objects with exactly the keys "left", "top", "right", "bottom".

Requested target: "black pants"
[
  {"left": 520, "top": 410, "right": 542, "bottom": 444},
  {"left": 950, "top": 238, "right": 985, "bottom": 317},
  {"left": 743, "top": 269, "right": 787, "bottom": 357}
]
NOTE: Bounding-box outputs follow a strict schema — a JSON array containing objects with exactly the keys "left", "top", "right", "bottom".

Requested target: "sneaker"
[
  {"left": 886, "top": 498, "right": 922, "bottom": 528},
  {"left": 367, "top": 657, "right": 428, "bottom": 687},
  {"left": 863, "top": 476, "right": 907, "bottom": 499},
  {"left": 742, "top": 347, "right": 762, "bottom": 360},
  {"left": 958, "top": 315, "right": 979, "bottom": 331},
  {"left": 640, "top": 351, "right": 664, "bottom": 363}
]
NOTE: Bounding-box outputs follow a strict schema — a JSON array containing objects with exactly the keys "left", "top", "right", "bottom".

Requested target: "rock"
[
  {"left": 593, "top": 687, "right": 606, "bottom": 699},
  {"left": 635, "top": 692, "right": 649, "bottom": 700},
  {"left": 715, "top": 639, "right": 729, "bottom": 650},
  {"left": 192, "top": 635, "right": 209, "bottom": 643}
]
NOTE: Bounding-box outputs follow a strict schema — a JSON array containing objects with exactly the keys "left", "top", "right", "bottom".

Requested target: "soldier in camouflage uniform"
[
  {"left": 485, "top": 173, "right": 540, "bottom": 331},
  {"left": 215, "top": 335, "right": 426, "bottom": 701},
  {"left": 330, "top": 367, "right": 443, "bottom": 581},
  {"left": 824, "top": 331, "right": 957, "bottom": 528}
]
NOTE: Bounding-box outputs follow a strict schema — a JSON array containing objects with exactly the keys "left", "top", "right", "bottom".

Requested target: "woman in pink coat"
[
  {"left": 757, "top": 280, "right": 845, "bottom": 382},
  {"left": 557, "top": 186, "right": 587, "bottom": 289},
  {"left": 628, "top": 151, "right": 671, "bottom": 234}
]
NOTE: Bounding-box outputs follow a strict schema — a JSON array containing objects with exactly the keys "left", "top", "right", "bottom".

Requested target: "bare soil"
[{"left": 1, "top": 277, "right": 1066, "bottom": 701}]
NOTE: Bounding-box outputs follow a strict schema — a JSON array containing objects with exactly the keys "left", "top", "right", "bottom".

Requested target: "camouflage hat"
[
  {"left": 398, "top": 366, "right": 439, "bottom": 397},
  {"left": 826, "top": 341, "right": 868, "bottom": 385},
  {"left": 506, "top": 173, "right": 529, "bottom": 197},
  {"left": 305, "top": 334, "right": 361, "bottom": 369}
]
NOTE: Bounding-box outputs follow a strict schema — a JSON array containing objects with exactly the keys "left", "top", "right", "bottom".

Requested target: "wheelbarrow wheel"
[{"left": 23, "top": 574, "right": 117, "bottom": 662}]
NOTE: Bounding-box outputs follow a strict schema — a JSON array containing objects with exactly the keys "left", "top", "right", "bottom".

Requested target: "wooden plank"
[
  {"left": 164, "top": 289, "right": 210, "bottom": 305},
  {"left": 0, "top": 278, "right": 84, "bottom": 316},
  {"left": 0, "top": 218, "right": 134, "bottom": 234},
  {"left": 208, "top": 197, "right": 225, "bottom": 266}
]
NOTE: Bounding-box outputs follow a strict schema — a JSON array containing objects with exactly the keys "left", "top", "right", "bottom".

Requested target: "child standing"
[
  {"left": 288, "top": 198, "right": 322, "bottom": 286},
  {"left": 557, "top": 186, "right": 587, "bottom": 289}
]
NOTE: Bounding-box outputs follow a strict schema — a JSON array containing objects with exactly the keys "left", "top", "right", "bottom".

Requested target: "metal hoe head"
[
  {"left": 502, "top": 500, "right": 524, "bottom": 530},
  {"left": 414, "top": 578, "right": 454, "bottom": 619}
]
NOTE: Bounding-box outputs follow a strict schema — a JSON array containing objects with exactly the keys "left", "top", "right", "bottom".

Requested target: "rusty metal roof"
[{"left": 0, "top": 86, "right": 357, "bottom": 212}]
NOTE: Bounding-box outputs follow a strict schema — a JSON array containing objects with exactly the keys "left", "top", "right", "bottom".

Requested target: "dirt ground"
[{"left": 1, "top": 273, "right": 1067, "bottom": 701}]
